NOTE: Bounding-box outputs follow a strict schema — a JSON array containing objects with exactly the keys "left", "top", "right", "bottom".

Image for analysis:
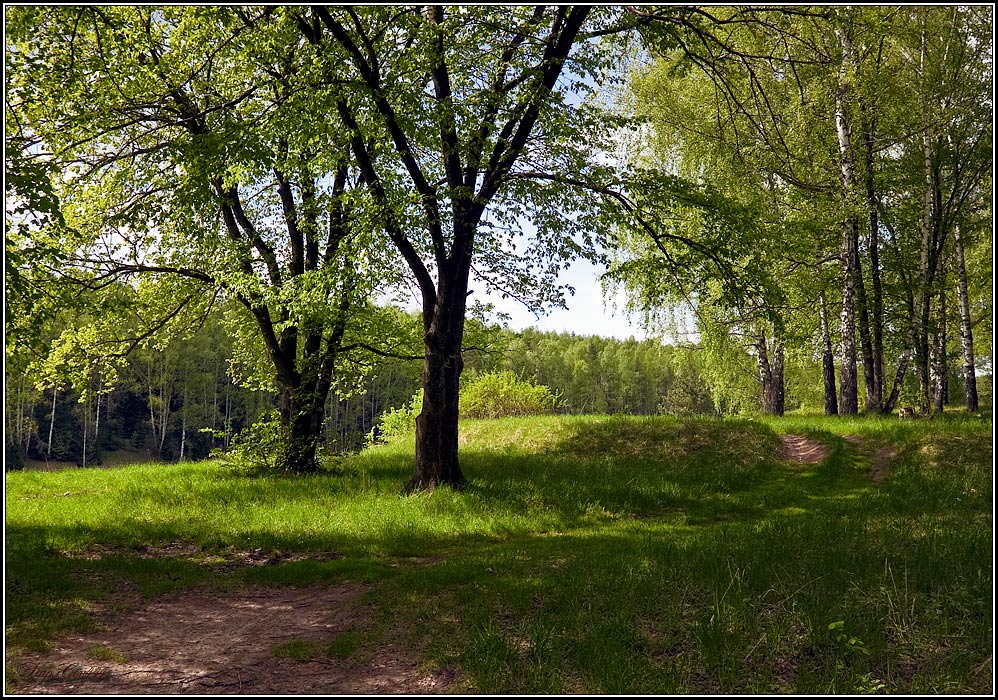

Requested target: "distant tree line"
[{"left": 6, "top": 302, "right": 991, "bottom": 471}]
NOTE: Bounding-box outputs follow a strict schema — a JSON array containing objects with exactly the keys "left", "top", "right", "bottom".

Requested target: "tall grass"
[{"left": 5, "top": 413, "right": 992, "bottom": 693}]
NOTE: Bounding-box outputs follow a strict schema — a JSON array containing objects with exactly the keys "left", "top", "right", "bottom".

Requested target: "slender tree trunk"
[
  {"left": 819, "top": 290, "right": 838, "bottom": 416},
  {"left": 953, "top": 224, "right": 979, "bottom": 411},
  {"left": 915, "top": 20, "right": 939, "bottom": 416},
  {"left": 916, "top": 141, "right": 938, "bottom": 415},
  {"left": 931, "top": 265, "right": 948, "bottom": 413},
  {"left": 884, "top": 287, "right": 919, "bottom": 416},
  {"left": 47, "top": 386, "right": 57, "bottom": 459},
  {"left": 863, "top": 124, "right": 885, "bottom": 411},
  {"left": 834, "top": 23, "right": 859, "bottom": 415},
  {"left": 224, "top": 382, "right": 231, "bottom": 449},
  {"left": 854, "top": 244, "right": 877, "bottom": 412},
  {"left": 179, "top": 385, "right": 187, "bottom": 462},
  {"left": 94, "top": 386, "right": 101, "bottom": 458},
  {"left": 82, "top": 392, "right": 89, "bottom": 469},
  {"left": 838, "top": 217, "right": 860, "bottom": 415}
]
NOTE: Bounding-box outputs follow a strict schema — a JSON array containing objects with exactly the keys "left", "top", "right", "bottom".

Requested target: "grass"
[{"left": 5, "top": 412, "right": 993, "bottom": 693}]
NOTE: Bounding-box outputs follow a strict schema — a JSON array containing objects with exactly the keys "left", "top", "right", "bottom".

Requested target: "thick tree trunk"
[
  {"left": 756, "top": 334, "right": 785, "bottom": 416},
  {"left": 953, "top": 225, "right": 979, "bottom": 411},
  {"left": 819, "top": 291, "right": 838, "bottom": 416},
  {"left": 275, "top": 375, "right": 329, "bottom": 473},
  {"left": 771, "top": 339, "right": 785, "bottom": 417},
  {"left": 410, "top": 280, "right": 467, "bottom": 491}
]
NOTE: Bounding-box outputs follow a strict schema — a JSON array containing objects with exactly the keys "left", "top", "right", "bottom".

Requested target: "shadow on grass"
[{"left": 6, "top": 414, "right": 991, "bottom": 693}]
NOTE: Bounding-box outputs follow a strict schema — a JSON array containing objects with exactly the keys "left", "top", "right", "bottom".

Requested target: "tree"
[
  {"left": 292, "top": 6, "right": 647, "bottom": 489},
  {"left": 5, "top": 6, "right": 401, "bottom": 472},
  {"left": 613, "top": 6, "right": 992, "bottom": 418}
]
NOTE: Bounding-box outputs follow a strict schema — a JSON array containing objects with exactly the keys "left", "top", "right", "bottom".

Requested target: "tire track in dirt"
[{"left": 777, "top": 434, "right": 831, "bottom": 465}]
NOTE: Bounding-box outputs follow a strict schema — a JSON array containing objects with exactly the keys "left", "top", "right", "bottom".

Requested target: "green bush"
[
  {"left": 376, "top": 389, "right": 423, "bottom": 440},
  {"left": 460, "top": 371, "right": 557, "bottom": 419},
  {"left": 375, "top": 372, "right": 557, "bottom": 440}
]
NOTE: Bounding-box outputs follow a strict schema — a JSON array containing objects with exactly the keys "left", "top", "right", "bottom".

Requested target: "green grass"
[{"left": 5, "top": 412, "right": 992, "bottom": 693}]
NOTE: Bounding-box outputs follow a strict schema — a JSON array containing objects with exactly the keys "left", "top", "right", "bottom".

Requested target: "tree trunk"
[
  {"left": 838, "top": 218, "right": 860, "bottom": 415},
  {"left": 854, "top": 243, "right": 876, "bottom": 412},
  {"left": 930, "top": 266, "right": 948, "bottom": 414},
  {"left": 863, "top": 124, "right": 885, "bottom": 411},
  {"left": 275, "top": 378, "right": 327, "bottom": 473},
  {"left": 756, "top": 333, "right": 784, "bottom": 416},
  {"left": 819, "top": 290, "right": 838, "bottom": 416},
  {"left": 410, "top": 281, "right": 467, "bottom": 491},
  {"left": 953, "top": 224, "right": 979, "bottom": 411},
  {"left": 834, "top": 24, "right": 859, "bottom": 415},
  {"left": 884, "top": 287, "right": 919, "bottom": 416},
  {"left": 82, "top": 392, "right": 88, "bottom": 469},
  {"left": 47, "top": 386, "right": 57, "bottom": 459}
]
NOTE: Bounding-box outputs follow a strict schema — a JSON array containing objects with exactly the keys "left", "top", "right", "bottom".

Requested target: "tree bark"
[
  {"left": 953, "top": 224, "right": 979, "bottom": 411},
  {"left": 854, "top": 242, "right": 877, "bottom": 412},
  {"left": 930, "top": 265, "right": 948, "bottom": 413},
  {"left": 275, "top": 381, "right": 326, "bottom": 473},
  {"left": 410, "top": 246, "right": 471, "bottom": 490},
  {"left": 834, "top": 23, "right": 859, "bottom": 415},
  {"left": 862, "top": 122, "right": 885, "bottom": 411},
  {"left": 819, "top": 290, "right": 838, "bottom": 416},
  {"left": 47, "top": 386, "right": 57, "bottom": 459},
  {"left": 756, "top": 333, "right": 784, "bottom": 416},
  {"left": 838, "top": 217, "right": 860, "bottom": 416}
]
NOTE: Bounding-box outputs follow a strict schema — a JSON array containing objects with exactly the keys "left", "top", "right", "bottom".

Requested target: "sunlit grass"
[{"left": 5, "top": 412, "right": 992, "bottom": 693}]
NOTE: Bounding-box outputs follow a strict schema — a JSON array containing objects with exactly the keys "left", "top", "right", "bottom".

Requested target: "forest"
[
  {"left": 4, "top": 6, "right": 993, "bottom": 696},
  {"left": 5, "top": 5, "right": 992, "bottom": 477}
]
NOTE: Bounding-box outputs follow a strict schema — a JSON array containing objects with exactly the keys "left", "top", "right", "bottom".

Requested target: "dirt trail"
[
  {"left": 843, "top": 434, "right": 896, "bottom": 483},
  {"left": 777, "top": 434, "right": 831, "bottom": 465},
  {"left": 10, "top": 584, "right": 459, "bottom": 695}
]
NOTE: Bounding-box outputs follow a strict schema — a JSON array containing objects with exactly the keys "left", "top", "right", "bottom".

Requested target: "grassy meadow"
[{"left": 5, "top": 413, "right": 993, "bottom": 694}]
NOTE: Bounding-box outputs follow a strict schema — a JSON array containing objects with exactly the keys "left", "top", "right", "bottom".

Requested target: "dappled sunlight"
[{"left": 7, "top": 413, "right": 992, "bottom": 694}]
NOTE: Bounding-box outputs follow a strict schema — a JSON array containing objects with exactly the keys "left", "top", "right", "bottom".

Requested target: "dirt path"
[
  {"left": 843, "top": 434, "right": 896, "bottom": 483},
  {"left": 777, "top": 434, "right": 831, "bottom": 465},
  {"left": 10, "top": 584, "right": 459, "bottom": 695}
]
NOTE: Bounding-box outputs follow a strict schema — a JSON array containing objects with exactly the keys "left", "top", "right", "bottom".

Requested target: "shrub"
[
  {"left": 375, "top": 372, "right": 557, "bottom": 440},
  {"left": 460, "top": 371, "right": 557, "bottom": 419},
  {"left": 376, "top": 389, "right": 423, "bottom": 440}
]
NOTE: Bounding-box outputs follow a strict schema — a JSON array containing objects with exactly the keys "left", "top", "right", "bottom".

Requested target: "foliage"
[
  {"left": 376, "top": 390, "right": 424, "bottom": 441},
  {"left": 460, "top": 371, "right": 558, "bottom": 420},
  {"left": 212, "top": 411, "right": 289, "bottom": 473}
]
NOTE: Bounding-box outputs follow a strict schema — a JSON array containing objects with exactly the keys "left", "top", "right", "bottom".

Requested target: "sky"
[
  {"left": 475, "top": 257, "right": 649, "bottom": 341},
  {"left": 389, "top": 254, "right": 652, "bottom": 342}
]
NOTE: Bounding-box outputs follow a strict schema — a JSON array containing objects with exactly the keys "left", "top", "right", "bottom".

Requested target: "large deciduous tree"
[
  {"left": 291, "top": 6, "right": 642, "bottom": 489},
  {"left": 6, "top": 6, "right": 391, "bottom": 472}
]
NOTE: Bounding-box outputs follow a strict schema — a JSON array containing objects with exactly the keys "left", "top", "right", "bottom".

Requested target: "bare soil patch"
[
  {"left": 10, "top": 584, "right": 460, "bottom": 695},
  {"left": 778, "top": 434, "right": 831, "bottom": 465}
]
